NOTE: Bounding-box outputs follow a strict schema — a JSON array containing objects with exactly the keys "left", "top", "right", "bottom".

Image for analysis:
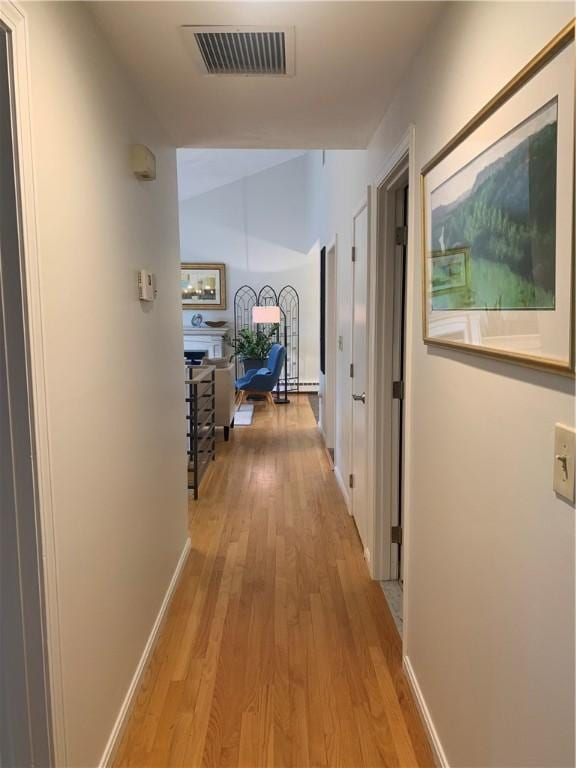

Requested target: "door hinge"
[
  {"left": 391, "top": 525, "right": 403, "bottom": 545},
  {"left": 395, "top": 225, "right": 408, "bottom": 246},
  {"left": 351, "top": 246, "right": 356, "bottom": 262},
  {"left": 349, "top": 473, "right": 354, "bottom": 489},
  {"left": 392, "top": 380, "right": 405, "bottom": 400},
  {"left": 350, "top": 363, "right": 354, "bottom": 378}
]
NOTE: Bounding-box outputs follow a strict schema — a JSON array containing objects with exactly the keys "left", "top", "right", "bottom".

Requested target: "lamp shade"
[{"left": 252, "top": 305, "right": 281, "bottom": 324}]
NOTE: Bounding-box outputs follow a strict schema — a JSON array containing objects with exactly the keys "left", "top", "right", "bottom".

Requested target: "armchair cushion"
[
  {"left": 239, "top": 372, "right": 274, "bottom": 392},
  {"left": 235, "top": 369, "right": 259, "bottom": 388}
]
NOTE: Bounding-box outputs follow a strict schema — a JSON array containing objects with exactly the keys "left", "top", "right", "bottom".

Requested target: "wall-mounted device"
[
  {"left": 131, "top": 144, "right": 156, "bottom": 181},
  {"left": 554, "top": 423, "right": 575, "bottom": 503},
  {"left": 138, "top": 270, "right": 156, "bottom": 302}
]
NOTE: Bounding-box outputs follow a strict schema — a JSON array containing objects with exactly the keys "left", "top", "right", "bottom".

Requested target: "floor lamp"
[{"left": 252, "top": 305, "right": 290, "bottom": 404}]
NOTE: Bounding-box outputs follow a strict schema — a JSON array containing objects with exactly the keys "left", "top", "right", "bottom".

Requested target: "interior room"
[
  {"left": 177, "top": 148, "right": 322, "bottom": 492},
  {"left": 1, "top": 2, "right": 574, "bottom": 768},
  {"left": 177, "top": 150, "right": 320, "bottom": 375}
]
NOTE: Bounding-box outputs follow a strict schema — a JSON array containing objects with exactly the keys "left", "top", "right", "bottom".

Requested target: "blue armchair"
[{"left": 235, "top": 344, "right": 286, "bottom": 407}]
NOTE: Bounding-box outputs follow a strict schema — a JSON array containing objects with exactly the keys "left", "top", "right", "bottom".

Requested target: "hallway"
[{"left": 114, "top": 397, "right": 434, "bottom": 767}]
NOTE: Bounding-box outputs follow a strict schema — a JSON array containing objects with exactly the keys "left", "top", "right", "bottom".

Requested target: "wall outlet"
[
  {"left": 338, "top": 335, "right": 344, "bottom": 351},
  {"left": 554, "top": 423, "right": 575, "bottom": 503}
]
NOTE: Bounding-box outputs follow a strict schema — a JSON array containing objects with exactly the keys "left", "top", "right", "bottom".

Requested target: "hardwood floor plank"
[
  {"left": 182, "top": 541, "right": 238, "bottom": 767},
  {"left": 114, "top": 396, "right": 434, "bottom": 768}
]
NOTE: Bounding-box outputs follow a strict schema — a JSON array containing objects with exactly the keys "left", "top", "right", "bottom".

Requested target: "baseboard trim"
[
  {"left": 334, "top": 465, "right": 350, "bottom": 510},
  {"left": 99, "top": 537, "right": 192, "bottom": 767},
  {"left": 403, "top": 655, "right": 448, "bottom": 768}
]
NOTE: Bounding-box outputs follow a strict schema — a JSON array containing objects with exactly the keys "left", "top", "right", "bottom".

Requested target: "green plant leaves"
[{"left": 229, "top": 325, "right": 279, "bottom": 359}]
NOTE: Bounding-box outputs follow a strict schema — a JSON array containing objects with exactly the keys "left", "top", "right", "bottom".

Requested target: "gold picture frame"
[
  {"left": 181, "top": 263, "right": 227, "bottom": 310},
  {"left": 421, "top": 21, "right": 575, "bottom": 375}
]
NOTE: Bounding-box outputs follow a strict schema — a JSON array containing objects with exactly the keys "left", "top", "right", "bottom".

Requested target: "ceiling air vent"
[{"left": 181, "top": 26, "right": 295, "bottom": 76}]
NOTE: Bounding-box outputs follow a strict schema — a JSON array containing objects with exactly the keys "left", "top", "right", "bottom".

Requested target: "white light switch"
[{"left": 554, "top": 424, "right": 575, "bottom": 503}]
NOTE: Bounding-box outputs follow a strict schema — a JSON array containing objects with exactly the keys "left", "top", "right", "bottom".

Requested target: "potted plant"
[{"left": 229, "top": 326, "right": 278, "bottom": 373}]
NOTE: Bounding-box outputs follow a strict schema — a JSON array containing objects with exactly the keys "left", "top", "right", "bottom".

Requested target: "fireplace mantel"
[{"left": 183, "top": 326, "right": 229, "bottom": 358}]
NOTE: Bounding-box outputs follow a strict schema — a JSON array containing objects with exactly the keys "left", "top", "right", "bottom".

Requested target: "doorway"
[
  {"left": 350, "top": 199, "right": 371, "bottom": 562},
  {"left": 320, "top": 238, "right": 337, "bottom": 462},
  {"left": 0, "top": 20, "right": 53, "bottom": 767},
  {"left": 390, "top": 181, "right": 408, "bottom": 582},
  {"left": 370, "top": 142, "right": 412, "bottom": 637}
]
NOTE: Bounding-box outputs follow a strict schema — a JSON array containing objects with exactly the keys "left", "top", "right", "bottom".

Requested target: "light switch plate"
[{"left": 554, "top": 423, "right": 575, "bottom": 503}]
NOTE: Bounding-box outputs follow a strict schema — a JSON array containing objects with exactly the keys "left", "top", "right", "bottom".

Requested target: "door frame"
[
  {"left": 349, "top": 192, "right": 371, "bottom": 556},
  {"left": 0, "top": 3, "right": 65, "bottom": 764},
  {"left": 321, "top": 235, "right": 338, "bottom": 454},
  {"left": 367, "top": 127, "right": 416, "bottom": 603}
]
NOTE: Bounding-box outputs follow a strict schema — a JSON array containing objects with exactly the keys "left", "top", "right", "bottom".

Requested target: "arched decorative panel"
[
  {"left": 255, "top": 284, "right": 280, "bottom": 343},
  {"left": 233, "top": 283, "right": 300, "bottom": 393},
  {"left": 256, "top": 284, "right": 278, "bottom": 307},
  {"left": 233, "top": 285, "right": 257, "bottom": 378},
  {"left": 278, "top": 285, "right": 300, "bottom": 393}
]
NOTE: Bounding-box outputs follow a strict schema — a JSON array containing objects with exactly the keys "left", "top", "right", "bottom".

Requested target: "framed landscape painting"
[
  {"left": 421, "top": 22, "right": 575, "bottom": 374},
  {"left": 181, "top": 263, "right": 227, "bottom": 310}
]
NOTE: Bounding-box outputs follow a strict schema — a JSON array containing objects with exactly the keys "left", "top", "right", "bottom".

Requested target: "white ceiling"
[
  {"left": 89, "top": 1, "right": 445, "bottom": 149},
  {"left": 177, "top": 148, "right": 307, "bottom": 200}
]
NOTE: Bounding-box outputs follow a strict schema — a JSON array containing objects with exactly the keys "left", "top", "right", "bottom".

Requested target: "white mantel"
[{"left": 183, "top": 326, "right": 229, "bottom": 358}]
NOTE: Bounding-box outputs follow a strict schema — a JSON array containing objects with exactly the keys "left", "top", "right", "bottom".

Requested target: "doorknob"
[{"left": 352, "top": 392, "right": 366, "bottom": 404}]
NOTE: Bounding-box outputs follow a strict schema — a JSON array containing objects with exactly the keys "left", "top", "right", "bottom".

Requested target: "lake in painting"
[{"left": 430, "top": 99, "right": 557, "bottom": 311}]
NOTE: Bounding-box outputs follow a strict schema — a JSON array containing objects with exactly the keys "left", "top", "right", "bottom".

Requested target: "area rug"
[{"left": 234, "top": 404, "right": 254, "bottom": 426}]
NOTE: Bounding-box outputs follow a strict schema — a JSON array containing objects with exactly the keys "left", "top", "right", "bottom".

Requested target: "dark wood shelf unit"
[{"left": 186, "top": 365, "right": 215, "bottom": 499}]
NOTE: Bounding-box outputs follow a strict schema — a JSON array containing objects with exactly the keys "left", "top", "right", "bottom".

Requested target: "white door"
[{"left": 351, "top": 202, "right": 370, "bottom": 557}]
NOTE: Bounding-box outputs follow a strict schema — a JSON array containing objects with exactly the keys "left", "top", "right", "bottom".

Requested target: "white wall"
[
  {"left": 178, "top": 153, "right": 320, "bottom": 384},
  {"left": 317, "top": 3, "right": 575, "bottom": 766},
  {"left": 25, "top": 3, "right": 188, "bottom": 765}
]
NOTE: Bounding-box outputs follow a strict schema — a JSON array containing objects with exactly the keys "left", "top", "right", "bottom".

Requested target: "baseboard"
[
  {"left": 334, "top": 465, "right": 350, "bottom": 510},
  {"left": 297, "top": 381, "right": 320, "bottom": 393},
  {"left": 403, "top": 655, "right": 449, "bottom": 768},
  {"left": 99, "top": 537, "right": 192, "bottom": 767}
]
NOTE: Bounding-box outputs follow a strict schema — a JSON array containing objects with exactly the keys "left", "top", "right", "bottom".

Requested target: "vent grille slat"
[
  {"left": 192, "top": 30, "right": 287, "bottom": 75},
  {"left": 230, "top": 34, "right": 242, "bottom": 71},
  {"left": 255, "top": 34, "right": 264, "bottom": 71},
  {"left": 208, "top": 34, "right": 220, "bottom": 69},
  {"left": 214, "top": 34, "right": 226, "bottom": 70},
  {"left": 226, "top": 34, "right": 238, "bottom": 70},
  {"left": 266, "top": 33, "right": 273, "bottom": 72},
  {"left": 247, "top": 33, "right": 257, "bottom": 74}
]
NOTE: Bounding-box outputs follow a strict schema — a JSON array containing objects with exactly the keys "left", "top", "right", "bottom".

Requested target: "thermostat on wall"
[{"left": 138, "top": 269, "right": 156, "bottom": 301}]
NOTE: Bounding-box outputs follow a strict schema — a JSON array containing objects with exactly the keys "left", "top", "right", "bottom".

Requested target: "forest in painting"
[{"left": 430, "top": 100, "right": 557, "bottom": 310}]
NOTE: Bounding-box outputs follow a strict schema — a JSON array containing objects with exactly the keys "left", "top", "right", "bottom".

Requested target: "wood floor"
[{"left": 114, "top": 396, "right": 434, "bottom": 768}]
